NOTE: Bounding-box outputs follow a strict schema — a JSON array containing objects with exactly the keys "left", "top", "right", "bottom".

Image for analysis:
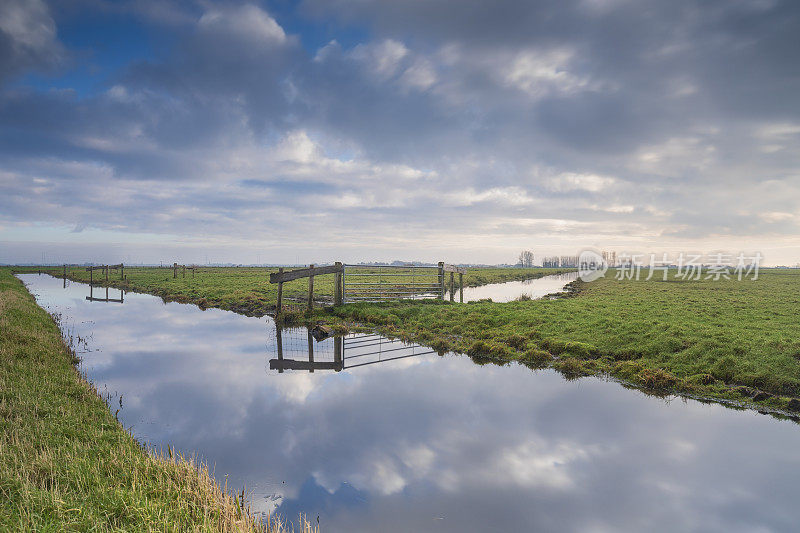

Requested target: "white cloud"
[
  {"left": 350, "top": 39, "right": 409, "bottom": 79},
  {"left": 445, "top": 186, "right": 537, "bottom": 207},
  {"left": 633, "top": 137, "right": 717, "bottom": 175},
  {"left": 0, "top": 0, "right": 59, "bottom": 54},
  {"left": 504, "top": 48, "right": 591, "bottom": 98},
  {"left": 545, "top": 173, "right": 617, "bottom": 192},
  {"left": 400, "top": 58, "right": 437, "bottom": 91},
  {"left": 198, "top": 4, "right": 286, "bottom": 46}
]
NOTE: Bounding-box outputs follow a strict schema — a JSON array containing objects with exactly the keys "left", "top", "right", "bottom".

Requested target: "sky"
[{"left": 1, "top": 0, "right": 799, "bottom": 266}]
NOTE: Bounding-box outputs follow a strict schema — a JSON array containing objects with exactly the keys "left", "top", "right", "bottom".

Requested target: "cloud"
[
  {"left": 503, "top": 48, "right": 592, "bottom": 98},
  {"left": 1, "top": 0, "right": 800, "bottom": 264},
  {"left": 0, "top": 0, "right": 64, "bottom": 83},
  {"left": 545, "top": 173, "right": 617, "bottom": 193},
  {"left": 197, "top": 4, "right": 287, "bottom": 47}
]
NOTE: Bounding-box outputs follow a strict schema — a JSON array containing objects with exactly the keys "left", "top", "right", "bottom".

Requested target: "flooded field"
[{"left": 19, "top": 273, "right": 800, "bottom": 532}]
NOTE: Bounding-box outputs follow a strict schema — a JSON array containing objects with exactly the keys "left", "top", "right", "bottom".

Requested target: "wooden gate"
[{"left": 268, "top": 261, "right": 466, "bottom": 317}]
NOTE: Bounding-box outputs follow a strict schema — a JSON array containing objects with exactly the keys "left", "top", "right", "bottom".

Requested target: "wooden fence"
[
  {"left": 171, "top": 263, "right": 198, "bottom": 278},
  {"left": 86, "top": 264, "right": 124, "bottom": 284},
  {"left": 268, "top": 261, "right": 466, "bottom": 317}
]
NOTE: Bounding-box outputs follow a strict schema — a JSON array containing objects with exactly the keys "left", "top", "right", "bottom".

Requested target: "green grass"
[
  {"left": 324, "top": 269, "right": 800, "bottom": 416},
  {"left": 0, "top": 268, "right": 306, "bottom": 531},
  {"left": 28, "top": 265, "right": 571, "bottom": 317}
]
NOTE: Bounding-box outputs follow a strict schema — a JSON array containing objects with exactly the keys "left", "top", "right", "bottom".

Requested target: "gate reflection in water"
[
  {"left": 86, "top": 284, "right": 125, "bottom": 303},
  {"left": 268, "top": 328, "right": 436, "bottom": 373}
]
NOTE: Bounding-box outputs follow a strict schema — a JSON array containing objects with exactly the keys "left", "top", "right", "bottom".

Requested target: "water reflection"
[
  {"left": 452, "top": 272, "right": 578, "bottom": 302},
  {"left": 86, "top": 284, "right": 125, "bottom": 303},
  {"left": 17, "top": 274, "right": 800, "bottom": 533},
  {"left": 268, "top": 329, "right": 434, "bottom": 373}
]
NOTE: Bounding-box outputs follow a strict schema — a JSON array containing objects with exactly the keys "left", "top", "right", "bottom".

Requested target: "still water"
[
  {"left": 19, "top": 274, "right": 800, "bottom": 532},
  {"left": 452, "top": 272, "right": 579, "bottom": 302}
]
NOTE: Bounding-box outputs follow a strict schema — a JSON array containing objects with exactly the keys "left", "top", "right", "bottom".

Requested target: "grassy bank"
[
  {"left": 26, "top": 265, "right": 571, "bottom": 317},
  {"left": 0, "top": 269, "right": 297, "bottom": 531},
  {"left": 325, "top": 270, "right": 800, "bottom": 416}
]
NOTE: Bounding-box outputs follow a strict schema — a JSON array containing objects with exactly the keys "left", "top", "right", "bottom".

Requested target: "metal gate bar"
[{"left": 343, "top": 263, "right": 444, "bottom": 303}]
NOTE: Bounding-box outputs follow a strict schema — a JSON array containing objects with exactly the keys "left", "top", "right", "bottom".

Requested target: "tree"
[{"left": 518, "top": 250, "right": 534, "bottom": 267}]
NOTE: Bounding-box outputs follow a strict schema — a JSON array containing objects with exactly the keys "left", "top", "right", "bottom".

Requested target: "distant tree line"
[{"left": 541, "top": 255, "right": 579, "bottom": 268}]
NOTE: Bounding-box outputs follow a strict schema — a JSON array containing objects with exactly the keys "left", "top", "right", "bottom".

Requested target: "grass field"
[
  {"left": 325, "top": 269, "right": 800, "bottom": 416},
  {"left": 0, "top": 269, "right": 305, "bottom": 531},
  {"left": 26, "top": 265, "right": 572, "bottom": 317}
]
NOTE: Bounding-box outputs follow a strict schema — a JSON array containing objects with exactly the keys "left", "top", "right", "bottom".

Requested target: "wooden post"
[
  {"left": 63, "top": 264, "right": 66, "bottom": 278},
  {"left": 334, "top": 262, "right": 343, "bottom": 306},
  {"left": 307, "top": 329, "right": 314, "bottom": 373},
  {"left": 307, "top": 264, "right": 314, "bottom": 313},
  {"left": 334, "top": 335, "right": 342, "bottom": 371},
  {"left": 182, "top": 265, "right": 186, "bottom": 278},
  {"left": 438, "top": 262, "right": 445, "bottom": 300},
  {"left": 120, "top": 264, "right": 124, "bottom": 280},
  {"left": 459, "top": 272, "right": 464, "bottom": 303},
  {"left": 276, "top": 268, "right": 284, "bottom": 317},
  {"left": 105, "top": 265, "right": 109, "bottom": 282},
  {"left": 276, "top": 327, "right": 284, "bottom": 373},
  {"left": 90, "top": 268, "right": 93, "bottom": 286},
  {"left": 173, "top": 262, "right": 177, "bottom": 279},
  {"left": 449, "top": 272, "right": 455, "bottom": 302}
]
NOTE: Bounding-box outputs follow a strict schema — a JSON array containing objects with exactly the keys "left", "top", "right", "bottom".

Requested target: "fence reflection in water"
[
  {"left": 86, "top": 285, "right": 125, "bottom": 303},
  {"left": 267, "top": 328, "right": 436, "bottom": 373}
]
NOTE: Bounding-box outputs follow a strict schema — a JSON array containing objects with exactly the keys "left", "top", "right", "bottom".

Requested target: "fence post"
[
  {"left": 449, "top": 272, "right": 455, "bottom": 302},
  {"left": 276, "top": 326, "right": 284, "bottom": 373},
  {"left": 120, "top": 264, "right": 124, "bottom": 280},
  {"left": 307, "top": 264, "right": 314, "bottom": 313},
  {"left": 182, "top": 265, "right": 186, "bottom": 278},
  {"left": 63, "top": 264, "right": 66, "bottom": 278},
  {"left": 307, "top": 328, "right": 315, "bottom": 373},
  {"left": 459, "top": 272, "right": 464, "bottom": 303},
  {"left": 334, "top": 262, "right": 343, "bottom": 306},
  {"left": 173, "top": 263, "right": 177, "bottom": 279},
  {"left": 105, "top": 265, "right": 109, "bottom": 282},
  {"left": 276, "top": 268, "right": 284, "bottom": 317},
  {"left": 89, "top": 268, "right": 93, "bottom": 286},
  {"left": 334, "top": 335, "right": 342, "bottom": 371},
  {"left": 438, "top": 262, "right": 445, "bottom": 300}
]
